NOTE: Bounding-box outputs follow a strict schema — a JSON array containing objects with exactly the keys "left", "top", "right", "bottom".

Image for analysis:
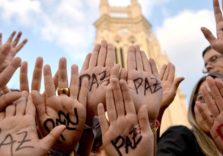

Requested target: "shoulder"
[
  {"left": 157, "top": 125, "right": 204, "bottom": 156},
  {"left": 160, "top": 125, "right": 193, "bottom": 138},
  {"left": 158, "top": 125, "right": 195, "bottom": 146}
]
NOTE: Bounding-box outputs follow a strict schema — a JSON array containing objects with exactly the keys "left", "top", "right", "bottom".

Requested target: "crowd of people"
[{"left": 1, "top": 0, "right": 223, "bottom": 155}]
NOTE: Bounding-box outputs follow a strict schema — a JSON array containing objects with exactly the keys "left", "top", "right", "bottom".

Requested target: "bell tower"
[{"left": 94, "top": 0, "right": 189, "bottom": 133}]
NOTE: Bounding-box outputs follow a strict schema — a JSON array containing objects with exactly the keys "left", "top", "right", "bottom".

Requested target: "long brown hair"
[{"left": 188, "top": 72, "right": 223, "bottom": 156}]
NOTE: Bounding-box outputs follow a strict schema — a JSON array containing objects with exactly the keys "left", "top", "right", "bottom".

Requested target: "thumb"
[
  {"left": 174, "top": 77, "right": 184, "bottom": 89},
  {"left": 200, "top": 27, "right": 216, "bottom": 44},
  {"left": 138, "top": 105, "right": 150, "bottom": 133},
  {"left": 40, "top": 125, "right": 66, "bottom": 149}
]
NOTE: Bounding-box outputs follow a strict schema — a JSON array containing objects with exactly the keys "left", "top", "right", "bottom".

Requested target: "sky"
[{"left": 0, "top": 0, "right": 218, "bottom": 104}]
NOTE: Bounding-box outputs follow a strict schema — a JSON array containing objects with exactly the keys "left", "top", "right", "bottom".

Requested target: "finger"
[
  {"left": 78, "top": 76, "right": 89, "bottom": 107},
  {"left": 201, "top": 27, "right": 217, "bottom": 46},
  {"left": 5, "top": 104, "right": 16, "bottom": 117},
  {"left": 0, "top": 112, "right": 5, "bottom": 121},
  {"left": 31, "top": 91, "right": 46, "bottom": 117},
  {"left": 195, "top": 102, "right": 213, "bottom": 128},
  {"left": 13, "top": 39, "right": 28, "bottom": 55},
  {"left": 0, "top": 33, "right": 2, "bottom": 45},
  {"left": 12, "top": 31, "right": 22, "bottom": 47},
  {"left": 89, "top": 44, "right": 100, "bottom": 68},
  {"left": 127, "top": 46, "right": 136, "bottom": 70},
  {"left": 167, "top": 63, "right": 175, "bottom": 82},
  {"left": 120, "top": 68, "right": 127, "bottom": 81},
  {"left": 70, "top": 64, "right": 78, "bottom": 98},
  {"left": 6, "top": 31, "right": 16, "bottom": 44},
  {"left": 110, "top": 64, "right": 120, "bottom": 80},
  {"left": 81, "top": 53, "right": 91, "bottom": 72},
  {"left": 149, "top": 58, "right": 159, "bottom": 77},
  {"left": 97, "top": 40, "right": 107, "bottom": 67},
  {"left": 213, "top": 0, "right": 223, "bottom": 26},
  {"left": 0, "top": 57, "right": 21, "bottom": 89},
  {"left": 15, "top": 91, "right": 28, "bottom": 116},
  {"left": 135, "top": 47, "right": 143, "bottom": 71},
  {"left": 31, "top": 57, "right": 43, "bottom": 91},
  {"left": 173, "top": 77, "right": 184, "bottom": 89},
  {"left": 53, "top": 70, "right": 58, "bottom": 90},
  {"left": 106, "top": 85, "right": 117, "bottom": 122},
  {"left": 201, "top": 84, "right": 219, "bottom": 117},
  {"left": 44, "top": 65, "right": 55, "bottom": 97},
  {"left": 141, "top": 51, "right": 151, "bottom": 73},
  {"left": 0, "top": 43, "right": 10, "bottom": 67},
  {"left": 26, "top": 94, "right": 36, "bottom": 116},
  {"left": 207, "top": 77, "right": 223, "bottom": 111},
  {"left": 159, "top": 64, "right": 167, "bottom": 80},
  {"left": 138, "top": 105, "right": 151, "bottom": 133},
  {"left": 0, "top": 92, "right": 21, "bottom": 111},
  {"left": 106, "top": 43, "right": 115, "bottom": 68},
  {"left": 40, "top": 125, "right": 66, "bottom": 150},
  {"left": 20, "top": 61, "right": 29, "bottom": 92},
  {"left": 1, "top": 86, "right": 10, "bottom": 94},
  {"left": 98, "top": 103, "right": 109, "bottom": 136},
  {"left": 111, "top": 79, "right": 125, "bottom": 116},
  {"left": 215, "top": 78, "right": 223, "bottom": 96},
  {"left": 162, "top": 63, "right": 170, "bottom": 81},
  {"left": 120, "top": 80, "right": 135, "bottom": 114},
  {"left": 58, "top": 57, "right": 68, "bottom": 89}
]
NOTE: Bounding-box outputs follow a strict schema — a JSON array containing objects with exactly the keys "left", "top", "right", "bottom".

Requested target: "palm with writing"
[
  {"left": 0, "top": 91, "right": 65, "bottom": 156},
  {"left": 31, "top": 58, "right": 88, "bottom": 153},
  {"left": 127, "top": 46, "right": 162, "bottom": 121},
  {"left": 0, "top": 31, "right": 27, "bottom": 72},
  {"left": 201, "top": 0, "right": 223, "bottom": 53},
  {"left": 98, "top": 79, "right": 154, "bottom": 156},
  {"left": 80, "top": 40, "right": 115, "bottom": 124}
]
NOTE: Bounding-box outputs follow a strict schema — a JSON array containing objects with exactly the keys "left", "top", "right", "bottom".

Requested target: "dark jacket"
[{"left": 157, "top": 125, "right": 205, "bottom": 156}]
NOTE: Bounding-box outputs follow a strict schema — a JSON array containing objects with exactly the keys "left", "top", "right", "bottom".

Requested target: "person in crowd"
[
  {"left": 201, "top": 0, "right": 223, "bottom": 73},
  {"left": 201, "top": 45, "right": 223, "bottom": 73},
  {"left": 157, "top": 72, "right": 223, "bottom": 156},
  {"left": 0, "top": 90, "right": 66, "bottom": 156},
  {"left": 30, "top": 57, "right": 89, "bottom": 155}
]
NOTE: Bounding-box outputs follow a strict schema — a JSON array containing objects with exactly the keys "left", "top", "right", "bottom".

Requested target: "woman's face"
[{"left": 194, "top": 81, "right": 211, "bottom": 133}]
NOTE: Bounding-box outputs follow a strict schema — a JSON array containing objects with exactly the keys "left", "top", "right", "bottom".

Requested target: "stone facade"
[{"left": 94, "top": 0, "right": 189, "bottom": 135}]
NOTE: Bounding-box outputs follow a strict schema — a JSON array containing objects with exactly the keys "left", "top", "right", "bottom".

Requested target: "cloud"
[
  {"left": 0, "top": 0, "right": 42, "bottom": 25},
  {"left": 0, "top": 0, "right": 217, "bottom": 102},
  {"left": 0, "top": 0, "right": 100, "bottom": 62},
  {"left": 0, "top": 0, "right": 173, "bottom": 63},
  {"left": 155, "top": 9, "right": 215, "bottom": 99}
]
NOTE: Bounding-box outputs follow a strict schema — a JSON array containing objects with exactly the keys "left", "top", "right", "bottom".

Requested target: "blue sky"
[{"left": 0, "top": 0, "right": 217, "bottom": 103}]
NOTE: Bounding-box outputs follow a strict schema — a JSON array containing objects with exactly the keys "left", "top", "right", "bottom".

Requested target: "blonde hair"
[{"left": 188, "top": 73, "right": 223, "bottom": 156}]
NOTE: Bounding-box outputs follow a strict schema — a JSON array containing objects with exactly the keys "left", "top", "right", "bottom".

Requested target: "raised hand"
[
  {"left": 0, "top": 91, "right": 65, "bottom": 156},
  {"left": 98, "top": 79, "right": 154, "bottom": 156},
  {"left": 199, "top": 77, "right": 223, "bottom": 153},
  {"left": 158, "top": 63, "right": 184, "bottom": 121},
  {"left": 0, "top": 31, "right": 27, "bottom": 72},
  {"left": 31, "top": 58, "right": 88, "bottom": 153},
  {"left": 0, "top": 56, "right": 21, "bottom": 93},
  {"left": 127, "top": 46, "right": 162, "bottom": 122},
  {"left": 80, "top": 40, "right": 115, "bottom": 124},
  {"left": 201, "top": 0, "right": 223, "bottom": 53}
]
